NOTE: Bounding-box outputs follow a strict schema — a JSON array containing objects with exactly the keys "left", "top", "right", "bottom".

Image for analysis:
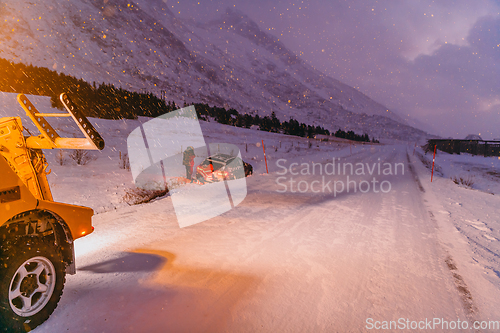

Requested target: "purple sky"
[{"left": 169, "top": 0, "right": 499, "bottom": 139}]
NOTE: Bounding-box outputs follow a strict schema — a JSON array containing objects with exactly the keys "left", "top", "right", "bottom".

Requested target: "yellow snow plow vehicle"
[{"left": 0, "top": 93, "right": 104, "bottom": 331}]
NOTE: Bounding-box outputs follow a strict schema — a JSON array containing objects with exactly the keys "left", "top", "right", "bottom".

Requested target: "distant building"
[{"left": 464, "top": 134, "right": 483, "bottom": 140}]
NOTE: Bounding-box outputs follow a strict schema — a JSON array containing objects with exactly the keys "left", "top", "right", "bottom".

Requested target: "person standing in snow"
[{"left": 183, "top": 146, "right": 196, "bottom": 179}]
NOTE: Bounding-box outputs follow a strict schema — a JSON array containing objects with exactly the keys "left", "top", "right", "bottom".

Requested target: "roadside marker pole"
[
  {"left": 413, "top": 142, "right": 416, "bottom": 156},
  {"left": 431, "top": 144, "right": 437, "bottom": 182},
  {"left": 262, "top": 139, "right": 269, "bottom": 174}
]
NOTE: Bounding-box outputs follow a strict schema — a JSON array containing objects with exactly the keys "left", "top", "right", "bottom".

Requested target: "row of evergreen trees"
[
  {"left": 193, "top": 103, "right": 372, "bottom": 141},
  {"left": 0, "top": 57, "right": 373, "bottom": 141},
  {"left": 193, "top": 103, "right": 334, "bottom": 138},
  {"left": 55, "top": 83, "right": 181, "bottom": 119},
  {"left": 0, "top": 58, "right": 174, "bottom": 119},
  {"left": 334, "top": 129, "right": 371, "bottom": 142}
]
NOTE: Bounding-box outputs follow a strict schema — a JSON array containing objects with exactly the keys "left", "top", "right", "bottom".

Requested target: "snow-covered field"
[
  {"left": 1, "top": 93, "right": 499, "bottom": 331},
  {"left": 416, "top": 148, "right": 500, "bottom": 195}
]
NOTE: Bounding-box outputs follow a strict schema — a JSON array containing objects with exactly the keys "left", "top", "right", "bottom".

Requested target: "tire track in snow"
[
  {"left": 407, "top": 152, "right": 425, "bottom": 193},
  {"left": 407, "top": 151, "right": 479, "bottom": 324}
]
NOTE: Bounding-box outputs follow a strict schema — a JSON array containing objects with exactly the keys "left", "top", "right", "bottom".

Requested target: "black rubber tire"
[
  {"left": 244, "top": 163, "right": 253, "bottom": 177},
  {"left": 196, "top": 174, "right": 206, "bottom": 183},
  {"left": 0, "top": 238, "right": 65, "bottom": 332}
]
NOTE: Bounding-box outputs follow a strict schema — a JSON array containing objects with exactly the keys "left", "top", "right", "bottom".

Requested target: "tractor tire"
[{"left": 0, "top": 238, "right": 65, "bottom": 332}]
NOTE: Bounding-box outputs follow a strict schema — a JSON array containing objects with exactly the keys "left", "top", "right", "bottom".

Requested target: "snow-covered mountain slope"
[{"left": 0, "top": 0, "right": 428, "bottom": 140}]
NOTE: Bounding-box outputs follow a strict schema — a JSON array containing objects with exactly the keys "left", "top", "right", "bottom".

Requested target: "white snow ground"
[{"left": 1, "top": 93, "right": 499, "bottom": 331}]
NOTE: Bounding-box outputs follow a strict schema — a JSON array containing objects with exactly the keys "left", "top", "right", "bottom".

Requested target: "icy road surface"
[{"left": 33, "top": 144, "right": 500, "bottom": 332}]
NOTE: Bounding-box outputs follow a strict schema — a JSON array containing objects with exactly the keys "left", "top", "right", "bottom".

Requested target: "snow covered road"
[{"left": 32, "top": 144, "right": 496, "bottom": 332}]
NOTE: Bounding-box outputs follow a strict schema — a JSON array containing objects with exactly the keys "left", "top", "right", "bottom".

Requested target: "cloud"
[
  {"left": 395, "top": 15, "right": 500, "bottom": 138},
  {"left": 467, "top": 15, "right": 500, "bottom": 62},
  {"left": 170, "top": 0, "right": 500, "bottom": 138}
]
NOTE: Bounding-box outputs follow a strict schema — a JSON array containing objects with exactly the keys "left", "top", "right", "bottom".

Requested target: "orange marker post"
[
  {"left": 431, "top": 144, "right": 437, "bottom": 182},
  {"left": 262, "top": 139, "right": 269, "bottom": 174}
]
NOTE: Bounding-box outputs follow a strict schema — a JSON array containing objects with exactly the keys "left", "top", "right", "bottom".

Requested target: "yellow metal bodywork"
[
  {"left": 0, "top": 116, "right": 53, "bottom": 201},
  {"left": 0, "top": 154, "right": 93, "bottom": 241},
  {"left": 0, "top": 153, "right": 38, "bottom": 219},
  {"left": 1, "top": 93, "right": 103, "bottom": 241},
  {"left": 35, "top": 200, "right": 94, "bottom": 241}
]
